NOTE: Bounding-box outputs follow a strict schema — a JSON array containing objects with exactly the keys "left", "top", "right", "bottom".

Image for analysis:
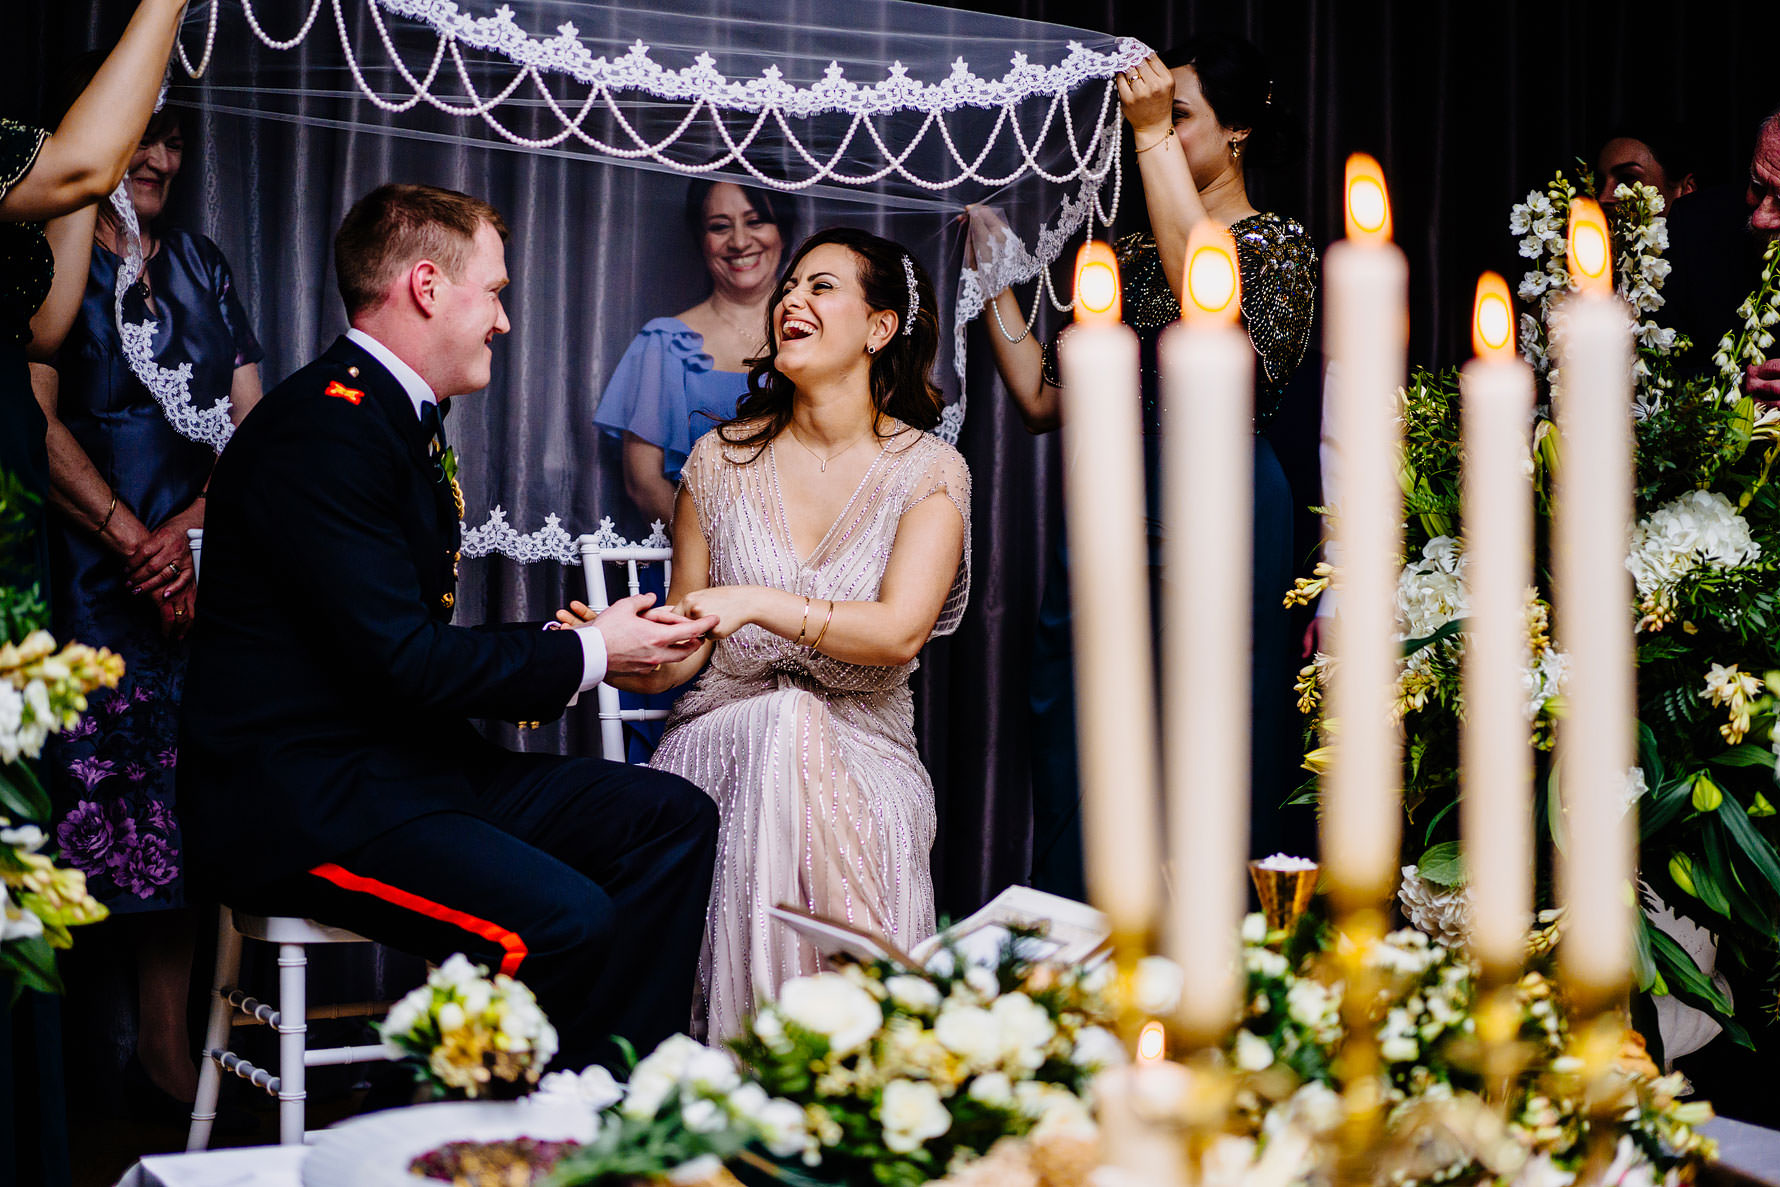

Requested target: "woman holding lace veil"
[
  {"left": 965, "top": 34, "right": 1317, "bottom": 896},
  {"left": 564, "top": 228, "right": 969, "bottom": 1040}
]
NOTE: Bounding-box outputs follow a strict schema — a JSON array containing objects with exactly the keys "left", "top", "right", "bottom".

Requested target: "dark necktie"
[{"left": 418, "top": 400, "right": 446, "bottom": 463}]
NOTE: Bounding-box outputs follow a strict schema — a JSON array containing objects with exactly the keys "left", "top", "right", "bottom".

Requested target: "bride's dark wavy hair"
[{"left": 719, "top": 227, "right": 942, "bottom": 454}]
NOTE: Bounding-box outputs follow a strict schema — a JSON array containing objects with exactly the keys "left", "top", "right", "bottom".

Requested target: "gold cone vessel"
[{"left": 1249, "top": 860, "right": 1319, "bottom": 933}]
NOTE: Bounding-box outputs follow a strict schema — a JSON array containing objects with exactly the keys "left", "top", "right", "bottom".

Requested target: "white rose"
[
  {"left": 885, "top": 975, "right": 942, "bottom": 1015},
  {"left": 433, "top": 953, "right": 483, "bottom": 991},
  {"left": 1133, "top": 956, "right": 1184, "bottom": 1016},
  {"left": 622, "top": 1064, "right": 677, "bottom": 1120},
  {"left": 933, "top": 1003, "right": 999, "bottom": 1067},
  {"left": 1070, "top": 1026, "right": 1125, "bottom": 1072},
  {"left": 667, "top": 1154, "right": 725, "bottom": 1185},
  {"left": 539, "top": 1064, "right": 625, "bottom": 1111},
  {"left": 435, "top": 1001, "right": 467, "bottom": 1035},
  {"left": 0, "top": 885, "right": 43, "bottom": 944},
  {"left": 989, "top": 993, "right": 1056, "bottom": 1071},
  {"left": 1285, "top": 979, "right": 1335, "bottom": 1030},
  {"left": 633, "top": 1034, "right": 704, "bottom": 1086},
  {"left": 752, "top": 1098, "right": 811, "bottom": 1159},
  {"left": 778, "top": 974, "right": 883, "bottom": 1056},
  {"left": 1240, "top": 914, "right": 1267, "bottom": 944},
  {"left": 682, "top": 1098, "right": 727, "bottom": 1133},
  {"left": 964, "top": 966, "right": 1001, "bottom": 1002},
  {"left": 684, "top": 1046, "right": 741, "bottom": 1094},
  {"left": 1379, "top": 1035, "right": 1420, "bottom": 1063},
  {"left": 967, "top": 1071, "right": 1014, "bottom": 1107},
  {"left": 752, "top": 1009, "right": 788, "bottom": 1049},
  {"left": 879, "top": 1079, "right": 952, "bottom": 1154},
  {"left": 1233, "top": 1029, "right": 1274, "bottom": 1072},
  {"left": 1014, "top": 1082, "right": 1093, "bottom": 1137}
]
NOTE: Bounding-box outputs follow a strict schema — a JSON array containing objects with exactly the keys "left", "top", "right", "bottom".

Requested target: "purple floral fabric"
[{"left": 48, "top": 641, "right": 185, "bottom": 911}]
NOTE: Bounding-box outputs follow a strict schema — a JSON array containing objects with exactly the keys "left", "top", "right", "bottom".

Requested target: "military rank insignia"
[{"left": 325, "top": 380, "right": 365, "bottom": 404}]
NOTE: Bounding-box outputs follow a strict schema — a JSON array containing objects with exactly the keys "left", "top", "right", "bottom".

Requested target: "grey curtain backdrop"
[{"left": 8, "top": 0, "right": 1779, "bottom": 929}]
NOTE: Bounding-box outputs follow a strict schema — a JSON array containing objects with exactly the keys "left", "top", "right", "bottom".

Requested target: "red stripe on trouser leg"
[{"left": 307, "top": 863, "right": 529, "bottom": 976}]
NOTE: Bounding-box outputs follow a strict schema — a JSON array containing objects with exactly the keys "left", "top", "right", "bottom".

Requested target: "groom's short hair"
[{"left": 335, "top": 184, "right": 509, "bottom": 317}]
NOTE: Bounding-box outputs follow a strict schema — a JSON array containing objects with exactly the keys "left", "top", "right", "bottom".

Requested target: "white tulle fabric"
[
  {"left": 171, "top": 0, "right": 1134, "bottom": 560},
  {"left": 649, "top": 425, "right": 969, "bottom": 1042}
]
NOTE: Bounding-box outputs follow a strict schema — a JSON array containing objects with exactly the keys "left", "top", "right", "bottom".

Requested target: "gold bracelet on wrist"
[
  {"left": 97, "top": 493, "right": 118, "bottom": 536},
  {"left": 795, "top": 595, "right": 812, "bottom": 646},
  {"left": 1134, "top": 131, "right": 1173, "bottom": 154},
  {"left": 809, "top": 600, "right": 836, "bottom": 651}
]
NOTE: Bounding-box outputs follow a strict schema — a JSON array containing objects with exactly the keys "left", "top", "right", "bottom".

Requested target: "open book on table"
[{"left": 769, "top": 886, "right": 1110, "bottom": 972}]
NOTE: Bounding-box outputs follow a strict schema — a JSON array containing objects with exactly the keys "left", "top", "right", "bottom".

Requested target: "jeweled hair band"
[{"left": 902, "top": 254, "right": 919, "bottom": 336}]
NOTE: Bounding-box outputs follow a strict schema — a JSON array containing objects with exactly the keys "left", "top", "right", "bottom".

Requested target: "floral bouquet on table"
[
  {"left": 380, "top": 953, "right": 560, "bottom": 1100},
  {"left": 547, "top": 933, "right": 1120, "bottom": 1187},
  {"left": 1288, "top": 165, "right": 1780, "bottom": 1056},
  {"left": 1171, "top": 914, "right": 1716, "bottom": 1187},
  {"left": 0, "top": 469, "right": 119, "bottom": 997}
]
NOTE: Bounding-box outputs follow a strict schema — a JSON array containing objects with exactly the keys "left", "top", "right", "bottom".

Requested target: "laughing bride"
[{"left": 583, "top": 227, "right": 970, "bottom": 1041}]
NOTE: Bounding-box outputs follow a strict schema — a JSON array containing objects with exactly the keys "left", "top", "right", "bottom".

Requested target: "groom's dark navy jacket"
[{"left": 178, "top": 335, "right": 584, "bottom": 895}]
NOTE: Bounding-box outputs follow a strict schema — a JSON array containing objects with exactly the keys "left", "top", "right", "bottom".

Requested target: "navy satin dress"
[
  {"left": 46, "top": 230, "right": 261, "bottom": 913},
  {"left": 1028, "top": 223, "right": 1319, "bottom": 899}
]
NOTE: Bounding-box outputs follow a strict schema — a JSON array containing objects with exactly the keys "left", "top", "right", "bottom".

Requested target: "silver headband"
[{"left": 902, "top": 254, "right": 919, "bottom": 336}]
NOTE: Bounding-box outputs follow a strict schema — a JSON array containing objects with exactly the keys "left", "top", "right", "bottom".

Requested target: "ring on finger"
[{"left": 166, "top": 562, "right": 180, "bottom": 576}]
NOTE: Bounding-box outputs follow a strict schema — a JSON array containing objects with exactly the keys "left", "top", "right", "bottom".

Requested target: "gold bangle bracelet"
[
  {"left": 795, "top": 595, "right": 812, "bottom": 646},
  {"left": 809, "top": 600, "right": 836, "bottom": 651},
  {"left": 1134, "top": 132, "right": 1173, "bottom": 154},
  {"left": 97, "top": 493, "right": 118, "bottom": 536}
]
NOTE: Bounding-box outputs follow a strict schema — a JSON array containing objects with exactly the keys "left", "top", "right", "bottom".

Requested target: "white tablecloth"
[
  {"left": 115, "top": 1117, "right": 1780, "bottom": 1187},
  {"left": 115, "top": 1146, "right": 305, "bottom": 1187}
]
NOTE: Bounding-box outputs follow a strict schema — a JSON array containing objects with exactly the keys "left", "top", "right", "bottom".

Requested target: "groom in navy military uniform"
[{"left": 180, "top": 184, "right": 719, "bottom": 1065}]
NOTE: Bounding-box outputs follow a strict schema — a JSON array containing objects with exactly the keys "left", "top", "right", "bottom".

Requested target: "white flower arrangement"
[
  {"left": 1626, "top": 490, "right": 1761, "bottom": 632},
  {"left": 379, "top": 953, "right": 559, "bottom": 1099}
]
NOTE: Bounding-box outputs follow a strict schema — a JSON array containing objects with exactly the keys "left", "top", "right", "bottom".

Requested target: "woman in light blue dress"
[
  {"left": 596, "top": 180, "right": 794, "bottom": 525},
  {"left": 594, "top": 180, "right": 793, "bottom": 755}
]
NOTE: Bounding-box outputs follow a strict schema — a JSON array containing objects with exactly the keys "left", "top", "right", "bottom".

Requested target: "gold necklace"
[
  {"left": 786, "top": 425, "right": 871, "bottom": 473},
  {"left": 708, "top": 299, "right": 767, "bottom": 349}
]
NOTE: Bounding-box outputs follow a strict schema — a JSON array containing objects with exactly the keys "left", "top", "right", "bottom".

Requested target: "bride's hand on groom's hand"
[
  {"left": 566, "top": 592, "right": 717, "bottom": 675},
  {"left": 670, "top": 586, "right": 759, "bottom": 642}
]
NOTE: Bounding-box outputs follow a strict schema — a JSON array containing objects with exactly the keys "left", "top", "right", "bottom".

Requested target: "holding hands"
[
  {"left": 125, "top": 513, "right": 198, "bottom": 602},
  {"left": 554, "top": 592, "right": 718, "bottom": 676}
]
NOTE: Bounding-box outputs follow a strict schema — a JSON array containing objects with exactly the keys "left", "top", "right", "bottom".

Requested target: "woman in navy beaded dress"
[
  {"left": 967, "top": 35, "right": 1318, "bottom": 898},
  {"left": 39, "top": 98, "right": 262, "bottom": 1110}
]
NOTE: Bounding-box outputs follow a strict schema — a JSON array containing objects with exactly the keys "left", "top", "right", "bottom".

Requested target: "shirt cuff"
[{"left": 575, "top": 625, "right": 608, "bottom": 692}]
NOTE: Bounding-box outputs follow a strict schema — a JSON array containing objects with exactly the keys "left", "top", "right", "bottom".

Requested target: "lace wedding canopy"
[{"left": 138, "top": 0, "right": 1147, "bottom": 560}]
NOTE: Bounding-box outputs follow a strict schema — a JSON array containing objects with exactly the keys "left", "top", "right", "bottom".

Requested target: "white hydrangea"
[
  {"left": 1626, "top": 490, "right": 1760, "bottom": 598},
  {"left": 1396, "top": 867, "right": 1471, "bottom": 950}
]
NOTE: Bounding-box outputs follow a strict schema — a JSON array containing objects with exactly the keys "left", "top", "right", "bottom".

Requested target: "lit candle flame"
[
  {"left": 1344, "top": 153, "right": 1393, "bottom": 243},
  {"left": 1136, "top": 1019, "right": 1166, "bottom": 1063},
  {"left": 1567, "top": 198, "right": 1613, "bottom": 295},
  {"left": 1073, "top": 239, "right": 1122, "bottom": 324},
  {"left": 1183, "top": 221, "right": 1241, "bottom": 324},
  {"left": 1472, "top": 272, "right": 1516, "bottom": 361}
]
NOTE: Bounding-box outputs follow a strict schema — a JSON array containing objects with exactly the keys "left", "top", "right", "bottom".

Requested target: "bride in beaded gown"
[{"left": 590, "top": 228, "right": 969, "bottom": 1041}]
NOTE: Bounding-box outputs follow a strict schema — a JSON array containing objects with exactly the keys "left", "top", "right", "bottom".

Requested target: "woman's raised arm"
[{"left": 1, "top": 0, "right": 188, "bottom": 222}]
